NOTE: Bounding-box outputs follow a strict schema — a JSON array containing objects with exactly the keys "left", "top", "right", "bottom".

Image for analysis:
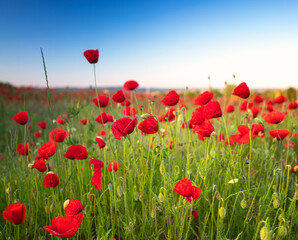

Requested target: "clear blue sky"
[{"left": 1, "top": 0, "right": 298, "bottom": 89}]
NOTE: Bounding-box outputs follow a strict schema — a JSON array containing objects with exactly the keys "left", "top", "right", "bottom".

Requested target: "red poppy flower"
[
  {"left": 232, "top": 82, "right": 250, "bottom": 99},
  {"left": 107, "top": 162, "right": 120, "bottom": 172},
  {"left": 95, "top": 112, "right": 109, "bottom": 124},
  {"left": 97, "top": 130, "right": 106, "bottom": 136},
  {"left": 292, "top": 164, "right": 298, "bottom": 173},
  {"left": 239, "top": 100, "right": 253, "bottom": 111},
  {"left": 159, "top": 107, "right": 176, "bottom": 122},
  {"left": 192, "top": 210, "right": 198, "bottom": 220},
  {"left": 17, "top": 143, "right": 30, "bottom": 155},
  {"left": 186, "top": 185, "right": 202, "bottom": 202},
  {"left": 13, "top": 111, "right": 28, "bottom": 125},
  {"left": 123, "top": 80, "right": 139, "bottom": 91},
  {"left": 112, "top": 90, "right": 125, "bottom": 103},
  {"left": 193, "top": 119, "right": 215, "bottom": 138},
  {"left": 285, "top": 139, "right": 295, "bottom": 148},
  {"left": 96, "top": 136, "right": 106, "bottom": 149},
  {"left": 121, "top": 99, "right": 131, "bottom": 106},
  {"left": 225, "top": 104, "right": 234, "bottom": 113},
  {"left": 65, "top": 199, "right": 83, "bottom": 216},
  {"left": 43, "top": 172, "right": 60, "bottom": 188},
  {"left": 57, "top": 114, "right": 68, "bottom": 125},
  {"left": 194, "top": 91, "right": 214, "bottom": 106},
  {"left": 203, "top": 101, "right": 222, "bottom": 119},
  {"left": 49, "top": 129, "right": 69, "bottom": 143},
  {"left": 174, "top": 179, "right": 194, "bottom": 197},
  {"left": 32, "top": 158, "right": 47, "bottom": 172},
  {"left": 161, "top": 90, "right": 180, "bottom": 106},
  {"left": 138, "top": 116, "right": 159, "bottom": 134},
  {"left": 64, "top": 145, "right": 88, "bottom": 160},
  {"left": 91, "top": 169, "right": 102, "bottom": 190},
  {"left": 266, "top": 103, "right": 274, "bottom": 112},
  {"left": 44, "top": 213, "right": 83, "bottom": 238},
  {"left": 34, "top": 131, "right": 41, "bottom": 138},
  {"left": 2, "top": 202, "right": 25, "bottom": 225},
  {"left": 251, "top": 124, "right": 264, "bottom": 137},
  {"left": 111, "top": 117, "right": 138, "bottom": 140},
  {"left": 107, "top": 113, "right": 114, "bottom": 122},
  {"left": 273, "top": 95, "right": 286, "bottom": 104},
  {"left": 230, "top": 125, "right": 255, "bottom": 144},
  {"left": 92, "top": 96, "right": 109, "bottom": 107},
  {"left": 83, "top": 49, "right": 99, "bottom": 64},
  {"left": 38, "top": 142, "right": 56, "bottom": 158},
  {"left": 37, "top": 121, "right": 47, "bottom": 129},
  {"left": 89, "top": 158, "right": 104, "bottom": 170},
  {"left": 263, "top": 111, "right": 285, "bottom": 124},
  {"left": 123, "top": 106, "right": 137, "bottom": 116},
  {"left": 250, "top": 106, "right": 260, "bottom": 118},
  {"left": 190, "top": 107, "right": 205, "bottom": 125},
  {"left": 80, "top": 119, "right": 88, "bottom": 125},
  {"left": 254, "top": 95, "right": 264, "bottom": 103},
  {"left": 269, "top": 129, "right": 289, "bottom": 140},
  {"left": 287, "top": 101, "right": 298, "bottom": 110}
]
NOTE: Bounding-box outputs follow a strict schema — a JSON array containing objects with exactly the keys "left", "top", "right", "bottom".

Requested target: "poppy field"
[{"left": 0, "top": 50, "right": 297, "bottom": 240}]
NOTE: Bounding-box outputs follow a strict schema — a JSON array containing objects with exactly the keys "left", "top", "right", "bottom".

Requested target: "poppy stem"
[{"left": 93, "top": 64, "right": 100, "bottom": 109}]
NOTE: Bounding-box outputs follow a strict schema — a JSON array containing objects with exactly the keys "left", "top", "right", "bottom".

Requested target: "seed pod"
[
  {"left": 260, "top": 226, "right": 268, "bottom": 240},
  {"left": 219, "top": 207, "right": 226, "bottom": 219}
]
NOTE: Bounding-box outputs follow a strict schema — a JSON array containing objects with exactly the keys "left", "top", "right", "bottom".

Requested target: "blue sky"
[{"left": 1, "top": 0, "right": 298, "bottom": 89}]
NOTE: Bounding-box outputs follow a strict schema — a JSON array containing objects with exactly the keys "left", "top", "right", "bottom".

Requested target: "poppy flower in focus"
[
  {"left": 13, "top": 111, "right": 28, "bottom": 125},
  {"left": 91, "top": 169, "right": 102, "bottom": 190},
  {"left": 64, "top": 145, "right": 88, "bottom": 160},
  {"left": 194, "top": 91, "right": 214, "bottom": 106},
  {"left": 186, "top": 185, "right": 202, "bottom": 202},
  {"left": 263, "top": 111, "right": 285, "bottom": 124},
  {"left": 49, "top": 129, "right": 69, "bottom": 143},
  {"left": 269, "top": 129, "right": 289, "bottom": 140},
  {"left": 92, "top": 96, "right": 109, "bottom": 108},
  {"left": 43, "top": 172, "right": 60, "bottom": 188},
  {"left": 2, "top": 202, "right": 25, "bottom": 225},
  {"left": 123, "top": 106, "right": 137, "bottom": 116},
  {"left": 161, "top": 90, "right": 180, "bottom": 106},
  {"left": 96, "top": 136, "right": 106, "bottom": 149},
  {"left": 273, "top": 95, "right": 286, "bottom": 104},
  {"left": 89, "top": 158, "right": 104, "bottom": 170},
  {"left": 37, "top": 121, "right": 47, "bottom": 129},
  {"left": 203, "top": 101, "right": 222, "bottom": 119},
  {"left": 80, "top": 119, "right": 88, "bottom": 125},
  {"left": 57, "top": 114, "right": 68, "bottom": 125},
  {"left": 38, "top": 142, "right": 56, "bottom": 158},
  {"left": 44, "top": 213, "right": 83, "bottom": 238},
  {"left": 32, "top": 158, "right": 47, "bottom": 172},
  {"left": 111, "top": 117, "right": 138, "bottom": 140},
  {"left": 64, "top": 199, "right": 83, "bottom": 216},
  {"left": 123, "top": 80, "right": 139, "bottom": 91},
  {"left": 112, "top": 90, "right": 125, "bottom": 103},
  {"left": 83, "top": 49, "right": 99, "bottom": 64},
  {"left": 232, "top": 82, "right": 250, "bottom": 99},
  {"left": 174, "top": 179, "right": 194, "bottom": 197},
  {"left": 107, "top": 162, "right": 120, "bottom": 172},
  {"left": 193, "top": 119, "right": 215, "bottom": 138},
  {"left": 95, "top": 112, "right": 109, "bottom": 124},
  {"left": 225, "top": 104, "right": 234, "bottom": 113},
  {"left": 138, "top": 116, "right": 159, "bottom": 134}
]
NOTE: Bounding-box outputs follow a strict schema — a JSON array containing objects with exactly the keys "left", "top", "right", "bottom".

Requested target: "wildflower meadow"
[{"left": 0, "top": 49, "right": 297, "bottom": 239}]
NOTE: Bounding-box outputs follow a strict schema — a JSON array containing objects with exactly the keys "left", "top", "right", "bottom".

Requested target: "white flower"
[{"left": 228, "top": 178, "right": 239, "bottom": 184}]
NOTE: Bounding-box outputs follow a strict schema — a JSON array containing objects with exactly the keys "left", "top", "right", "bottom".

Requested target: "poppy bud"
[
  {"left": 219, "top": 207, "right": 226, "bottom": 219},
  {"left": 260, "top": 226, "right": 268, "bottom": 240},
  {"left": 141, "top": 113, "right": 151, "bottom": 119},
  {"left": 278, "top": 226, "right": 287, "bottom": 237},
  {"left": 273, "top": 199, "right": 280, "bottom": 208},
  {"left": 158, "top": 193, "right": 164, "bottom": 202},
  {"left": 28, "top": 163, "right": 33, "bottom": 169},
  {"left": 240, "top": 199, "right": 247, "bottom": 209}
]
